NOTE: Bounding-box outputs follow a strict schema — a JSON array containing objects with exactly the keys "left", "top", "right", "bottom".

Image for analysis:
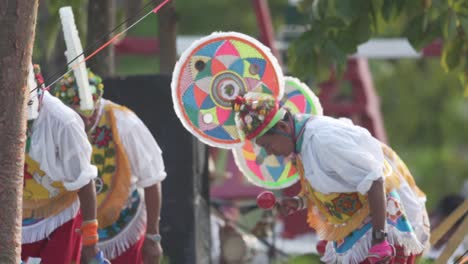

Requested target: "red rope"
[{"left": 153, "top": 0, "right": 171, "bottom": 13}]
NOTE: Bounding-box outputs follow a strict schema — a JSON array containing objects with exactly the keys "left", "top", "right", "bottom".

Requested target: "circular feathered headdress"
[
  {"left": 171, "top": 31, "right": 284, "bottom": 149},
  {"left": 231, "top": 77, "right": 323, "bottom": 189}
]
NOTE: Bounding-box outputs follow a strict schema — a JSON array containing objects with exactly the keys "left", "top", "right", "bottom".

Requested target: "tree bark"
[
  {"left": 157, "top": 0, "right": 177, "bottom": 74},
  {"left": 0, "top": 0, "right": 38, "bottom": 263},
  {"left": 86, "top": 0, "right": 115, "bottom": 77}
]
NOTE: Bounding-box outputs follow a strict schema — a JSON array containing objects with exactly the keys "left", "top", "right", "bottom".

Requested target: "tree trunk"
[
  {"left": 86, "top": 0, "right": 115, "bottom": 77},
  {"left": 157, "top": 0, "right": 177, "bottom": 74},
  {"left": 0, "top": 0, "right": 39, "bottom": 263}
]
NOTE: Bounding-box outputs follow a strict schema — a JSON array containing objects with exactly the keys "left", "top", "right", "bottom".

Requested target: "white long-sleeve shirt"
[
  {"left": 300, "top": 115, "right": 385, "bottom": 195},
  {"left": 23, "top": 91, "right": 98, "bottom": 244},
  {"left": 101, "top": 99, "right": 167, "bottom": 188}
]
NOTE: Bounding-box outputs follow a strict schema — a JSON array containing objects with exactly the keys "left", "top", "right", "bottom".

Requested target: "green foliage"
[
  {"left": 289, "top": 0, "right": 468, "bottom": 95},
  {"left": 371, "top": 59, "right": 468, "bottom": 210},
  {"left": 174, "top": 0, "right": 288, "bottom": 36},
  {"left": 36, "top": 0, "right": 86, "bottom": 61}
]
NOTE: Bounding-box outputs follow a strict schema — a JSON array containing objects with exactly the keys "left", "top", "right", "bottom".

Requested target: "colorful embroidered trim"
[{"left": 92, "top": 103, "right": 132, "bottom": 228}]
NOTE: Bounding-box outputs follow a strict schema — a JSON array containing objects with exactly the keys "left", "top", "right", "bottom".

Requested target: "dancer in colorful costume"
[
  {"left": 171, "top": 32, "right": 430, "bottom": 264},
  {"left": 54, "top": 8, "right": 166, "bottom": 264},
  {"left": 232, "top": 93, "right": 430, "bottom": 264},
  {"left": 22, "top": 62, "right": 101, "bottom": 264}
]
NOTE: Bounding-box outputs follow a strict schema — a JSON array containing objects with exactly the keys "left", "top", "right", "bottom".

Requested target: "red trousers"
[
  {"left": 22, "top": 213, "right": 82, "bottom": 264},
  {"left": 109, "top": 234, "right": 145, "bottom": 264}
]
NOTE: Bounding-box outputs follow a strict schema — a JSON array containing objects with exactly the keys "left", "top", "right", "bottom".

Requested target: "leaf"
[
  {"left": 458, "top": 15, "right": 468, "bottom": 31},
  {"left": 318, "top": 0, "right": 329, "bottom": 20},
  {"left": 395, "top": 0, "right": 407, "bottom": 15},
  {"left": 458, "top": 72, "right": 468, "bottom": 97},
  {"left": 323, "top": 17, "right": 347, "bottom": 28},
  {"left": 297, "top": 0, "right": 315, "bottom": 13},
  {"left": 403, "top": 14, "right": 441, "bottom": 50},
  {"left": 334, "top": 27, "right": 361, "bottom": 53},
  {"left": 323, "top": 39, "right": 347, "bottom": 61},
  {"left": 369, "top": 0, "right": 379, "bottom": 31},
  {"left": 452, "top": 1, "right": 468, "bottom": 14},
  {"left": 441, "top": 37, "right": 464, "bottom": 71},
  {"left": 351, "top": 15, "right": 372, "bottom": 43},
  {"left": 334, "top": 0, "right": 365, "bottom": 22},
  {"left": 443, "top": 11, "right": 458, "bottom": 39},
  {"left": 312, "top": 0, "right": 321, "bottom": 20}
]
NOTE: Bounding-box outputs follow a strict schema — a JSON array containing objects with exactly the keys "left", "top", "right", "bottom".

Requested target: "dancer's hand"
[
  {"left": 142, "top": 237, "right": 163, "bottom": 264},
  {"left": 277, "top": 197, "right": 300, "bottom": 216},
  {"left": 366, "top": 240, "right": 394, "bottom": 264},
  {"left": 316, "top": 240, "right": 328, "bottom": 256}
]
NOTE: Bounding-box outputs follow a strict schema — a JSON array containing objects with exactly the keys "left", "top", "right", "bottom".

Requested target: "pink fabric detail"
[{"left": 366, "top": 240, "right": 394, "bottom": 264}]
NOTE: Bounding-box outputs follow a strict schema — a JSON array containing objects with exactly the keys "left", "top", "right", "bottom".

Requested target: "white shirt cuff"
[
  {"left": 63, "top": 165, "right": 98, "bottom": 191},
  {"left": 356, "top": 170, "right": 382, "bottom": 194}
]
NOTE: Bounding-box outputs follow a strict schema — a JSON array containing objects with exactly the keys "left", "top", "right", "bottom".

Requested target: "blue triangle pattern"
[
  {"left": 246, "top": 58, "right": 266, "bottom": 77},
  {"left": 205, "top": 126, "right": 233, "bottom": 140},
  {"left": 195, "top": 40, "right": 224, "bottom": 57}
]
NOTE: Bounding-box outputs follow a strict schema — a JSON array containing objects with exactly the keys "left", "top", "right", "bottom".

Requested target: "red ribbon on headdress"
[{"left": 232, "top": 96, "right": 246, "bottom": 112}]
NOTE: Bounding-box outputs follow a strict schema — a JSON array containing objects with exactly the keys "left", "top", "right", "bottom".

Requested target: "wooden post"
[{"left": 157, "top": 0, "right": 177, "bottom": 74}]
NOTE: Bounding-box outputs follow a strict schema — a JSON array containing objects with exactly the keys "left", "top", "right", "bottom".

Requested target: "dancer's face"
[{"left": 255, "top": 121, "right": 295, "bottom": 157}]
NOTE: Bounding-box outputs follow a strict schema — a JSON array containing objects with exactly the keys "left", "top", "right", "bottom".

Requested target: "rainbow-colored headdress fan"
[
  {"left": 232, "top": 92, "right": 286, "bottom": 141},
  {"left": 171, "top": 32, "right": 284, "bottom": 149},
  {"left": 232, "top": 77, "right": 323, "bottom": 189},
  {"left": 53, "top": 69, "right": 104, "bottom": 111}
]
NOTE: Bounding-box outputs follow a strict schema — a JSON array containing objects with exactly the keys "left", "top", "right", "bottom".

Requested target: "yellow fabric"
[
  {"left": 295, "top": 145, "right": 404, "bottom": 241},
  {"left": 382, "top": 144, "right": 425, "bottom": 198},
  {"left": 91, "top": 104, "right": 132, "bottom": 228},
  {"left": 23, "top": 155, "right": 77, "bottom": 219}
]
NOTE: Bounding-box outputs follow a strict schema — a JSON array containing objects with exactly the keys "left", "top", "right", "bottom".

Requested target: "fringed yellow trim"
[
  {"left": 23, "top": 154, "right": 78, "bottom": 219},
  {"left": 95, "top": 104, "right": 132, "bottom": 228},
  {"left": 23, "top": 191, "right": 77, "bottom": 219},
  {"left": 294, "top": 145, "right": 424, "bottom": 242},
  {"left": 306, "top": 203, "right": 370, "bottom": 241},
  {"left": 383, "top": 159, "right": 402, "bottom": 192},
  {"left": 296, "top": 157, "right": 370, "bottom": 241}
]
